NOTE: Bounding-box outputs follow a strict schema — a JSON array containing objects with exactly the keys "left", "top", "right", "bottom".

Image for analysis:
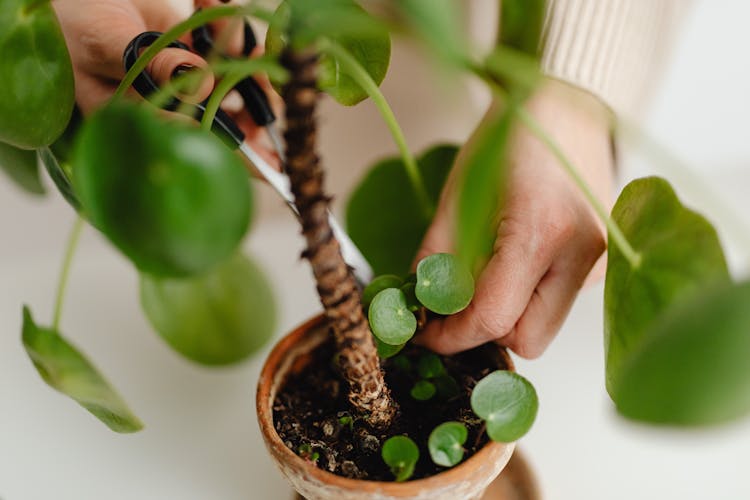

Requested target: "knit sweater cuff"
[{"left": 540, "top": 0, "right": 686, "bottom": 116}]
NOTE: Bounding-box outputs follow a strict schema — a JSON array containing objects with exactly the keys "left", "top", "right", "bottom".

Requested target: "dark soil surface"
[{"left": 273, "top": 334, "right": 507, "bottom": 481}]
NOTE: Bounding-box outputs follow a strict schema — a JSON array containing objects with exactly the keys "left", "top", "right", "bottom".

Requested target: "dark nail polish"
[
  {"left": 171, "top": 64, "right": 195, "bottom": 80},
  {"left": 220, "top": 0, "right": 231, "bottom": 3}
]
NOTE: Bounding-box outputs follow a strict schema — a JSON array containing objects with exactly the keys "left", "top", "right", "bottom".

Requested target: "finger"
[
  {"left": 502, "top": 231, "right": 605, "bottom": 358},
  {"left": 416, "top": 215, "right": 558, "bottom": 355},
  {"left": 145, "top": 47, "right": 215, "bottom": 104}
]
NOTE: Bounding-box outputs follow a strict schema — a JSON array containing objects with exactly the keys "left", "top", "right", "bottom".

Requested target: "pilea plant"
[{"left": 3, "top": 0, "right": 750, "bottom": 491}]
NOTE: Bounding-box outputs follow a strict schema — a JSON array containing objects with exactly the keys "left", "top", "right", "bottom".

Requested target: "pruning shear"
[{"left": 123, "top": 17, "right": 373, "bottom": 285}]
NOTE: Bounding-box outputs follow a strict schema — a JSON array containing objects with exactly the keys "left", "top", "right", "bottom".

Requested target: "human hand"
[
  {"left": 416, "top": 81, "right": 613, "bottom": 359},
  {"left": 53, "top": 0, "right": 280, "bottom": 167}
]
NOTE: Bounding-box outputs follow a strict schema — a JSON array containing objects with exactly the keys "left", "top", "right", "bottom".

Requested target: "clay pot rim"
[{"left": 256, "top": 314, "right": 515, "bottom": 495}]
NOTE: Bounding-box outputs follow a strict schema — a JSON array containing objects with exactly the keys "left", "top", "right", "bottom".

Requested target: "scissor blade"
[{"left": 238, "top": 142, "right": 374, "bottom": 285}]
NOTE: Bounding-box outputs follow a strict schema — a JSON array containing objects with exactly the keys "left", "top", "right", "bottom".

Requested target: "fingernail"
[{"left": 171, "top": 64, "right": 196, "bottom": 80}]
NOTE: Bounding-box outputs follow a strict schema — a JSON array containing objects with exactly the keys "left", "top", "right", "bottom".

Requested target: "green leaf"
[
  {"left": 363, "top": 274, "right": 403, "bottom": 308},
  {"left": 498, "top": 0, "right": 546, "bottom": 56},
  {"left": 265, "top": 0, "right": 391, "bottom": 106},
  {"left": 415, "top": 253, "right": 474, "bottom": 315},
  {"left": 604, "top": 177, "right": 729, "bottom": 395},
  {"left": 456, "top": 104, "right": 516, "bottom": 274},
  {"left": 433, "top": 374, "right": 461, "bottom": 400},
  {"left": 375, "top": 336, "right": 405, "bottom": 358},
  {"left": 73, "top": 102, "right": 252, "bottom": 277},
  {"left": 395, "top": 0, "right": 468, "bottom": 66},
  {"left": 428, "top": 421, "right": 467, "bottom": 467},
  {"left": 21, "top": 306, "right": 143, "bottom": 433},
  {"left": 38, "top": 146, "right": 80, "bottom": 210},
  {"left": 368, "top": 288, "right": 417, "bottom": 346},
  {"left": 381, "top": 435, "right": 419, "bottom": 482},
  {"left": 417, "top": 352, "right": 446, "bottom": 379},
  {"left": 0, "top": 141, "right": 44, "bottom": 194},
  {"left": 347, "top": 144, "right": 458, "bottom": 275},
  {"left": 0, "top": 0, "right": 75, "bottom": 148},
  {"left": 612, "top": 280, "right": 750, "bottom": 426},
  {"left": 471, "top": 370, "right": 538, "bottom": 442},
  {"left": 410, "top": 380, "right": 436, "bottom": 401},
  {"left": 140, "top": 253, "right": 276, "bottom": 366}
]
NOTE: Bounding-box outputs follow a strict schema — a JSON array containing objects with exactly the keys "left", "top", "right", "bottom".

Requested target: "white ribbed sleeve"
[{"left": 540, "top": 0, "right": 688, "bottom": 116}]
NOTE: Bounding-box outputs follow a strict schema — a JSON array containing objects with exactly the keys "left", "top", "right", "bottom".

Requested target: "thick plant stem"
[
  {"left": 281, "top": 48, "right": 397, "bottom": 430},
  {"left": 53, "top": 216, "right": 84, "bottom": 330}
]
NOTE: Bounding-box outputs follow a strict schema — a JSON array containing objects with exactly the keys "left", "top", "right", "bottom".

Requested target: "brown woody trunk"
[{"left": 280, "top": 48, "right": 397, "bottom": 430}]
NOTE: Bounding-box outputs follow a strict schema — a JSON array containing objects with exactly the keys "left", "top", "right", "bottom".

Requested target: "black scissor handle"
[
  {"left": 122, "top": 31, "right": 245, "bottom": 149},
  {"left": 191, "top": 16, "right": 276, "bottom": 127}
]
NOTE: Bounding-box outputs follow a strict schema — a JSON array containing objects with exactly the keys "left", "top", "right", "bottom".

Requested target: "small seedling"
[
  {"left": 428, "top": 421, "right": 468, "bottom": 467},
  {"left": 381, "top": 435, "right": 419, "bottom": 482},
  {"left": 368, "top": 288, "right": 417, "bottom": 346},
  {"left": 417, "top": 352, "right": 447, "bottom": 379},
  {"left": 471, "top": 371, "right": 538, "bottom": 442},
  {"left": 415, "top": 253, "right": 474, "bottom": 315},
  {"left": 298, "top": 443, "right": 320, "bottom": 464},
  {"left": 338, "top": 414, "right": 355, "bottom": 431},
  {"left": 410, "top": 380, "right": 437, "bottom": 401}
]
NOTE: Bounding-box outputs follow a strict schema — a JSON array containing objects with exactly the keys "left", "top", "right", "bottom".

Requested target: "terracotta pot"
[{"left": 257, "top": 315, "right": 519, "bottom": 500}]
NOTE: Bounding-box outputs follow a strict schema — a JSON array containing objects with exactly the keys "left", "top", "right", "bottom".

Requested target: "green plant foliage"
[
  {"left": 368, "top": 288, "right": 417, "bottom": 346},
  {"left": 265, "top": 0, "right": 390, "bottom": 106},
  {"left": 347, "top": 144, "right": 458, "bottom": 275},
  {"left": 38, "top": 146, "right": 80, "bottom": 210},
  {"left": 604, "top": 177, "right": 729, "bottom": 395},
  {"left": 0, "top": 0, "right": 75, "bottom": 149},
  {"left": 0, "top": 141, "right": 44, "bottom": 195},
  {"left": 73, "top": 103, "right": 252, "bottom": 277},
  {"left": 362, "top": 274, "right": 403, "bottom": 308},
  {"left": 498, "top": 0, "right": 546, "bottom": 56},
  {"left": 428, "top": 421, "right": 467, "bottom": 467},
  {"left": 381, "top": 435, "right": 419, "bottom": 482},
  {"left": 140, "top": 253, "right": 276, "bottom": 366},
  {"left": 21, "top": 306, "right": 143, "bottom": 433},
  {"left": 612, "top": 279, "right": 750, "bottom": 425},
  {"left": 410, "top": 380, "right": 436, "bottom": 401},
  {"left": 417, "top": 352, "right": 446, "bottom": 379},
  {"left": 375, "top": 336, "right": 405, "bottom": 358},
  {"left": 471, "top": 370, "right": 538, "bottom": 442},
  {"left": 395, "top": 0, "right": 467, "bottom": 66},
  {"left": 433, "top": 374, "right": 461, "bottom": 400},
  {"left": 456, "top": 104, "right": 516, "bottom": 274},
  {"left": 415, "top": 253, "right": 474, "bottom": 314}
]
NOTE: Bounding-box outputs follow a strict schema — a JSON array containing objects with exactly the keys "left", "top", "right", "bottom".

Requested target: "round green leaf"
[
  {"left": 410, "top": 380, "right": 436, "bottom": 401},
  {"left": 265, "top": 0, "right": 390, "bottom": 106},
  {"left": 0, "top": 141, "right": 44, "bottom": 195},
  {"left": 140, "top": 253, "right": 276, "bottom": 366},
  {"left": 73, "top": 103, "right": 252, "bottom": 277},
  {"left": 604, "top": 177, "right": 729, "bottom": 395},
  {"left": 428, "top": 421, "right": 467, "bottom": 467},
  {"left": 375, "top": 336, "right": 405, "bottom": 359},
  {"left": 471, "top": 370, "right": 538, "bottom": 443},
  {"left": 612, "top": 280, "right": 750, "bottom": 426},
  {"left": 368, "top": 288, "right": 417, "bottom": 346},
  {"left": 21, "top": 306, "right": 143, "bottom": 433},
  {"left": 0, "top": 0, "right": 75, "bottom": 149},
  {"left": 381, "top": 435, "right": 419, "bottom": 482},
  {"left": 347, "top": 144, "right": 458, "bottom": 275},
  {"left": 433, "top": 374, "right": 461, "bottom": 400},
  {"left": 416, "top": 253, "right": 474, "bottom": 314},
  {"left": 417, "top": 352, "right": 446, "bottom": 379},
  {"left": 362, "top": 274, "right": 403, "bottom": 308}
]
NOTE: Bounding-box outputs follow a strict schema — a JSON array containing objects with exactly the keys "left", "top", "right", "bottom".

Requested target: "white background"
[{"left": 2, "top": 1, "right": 750, "bottom": 499}]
